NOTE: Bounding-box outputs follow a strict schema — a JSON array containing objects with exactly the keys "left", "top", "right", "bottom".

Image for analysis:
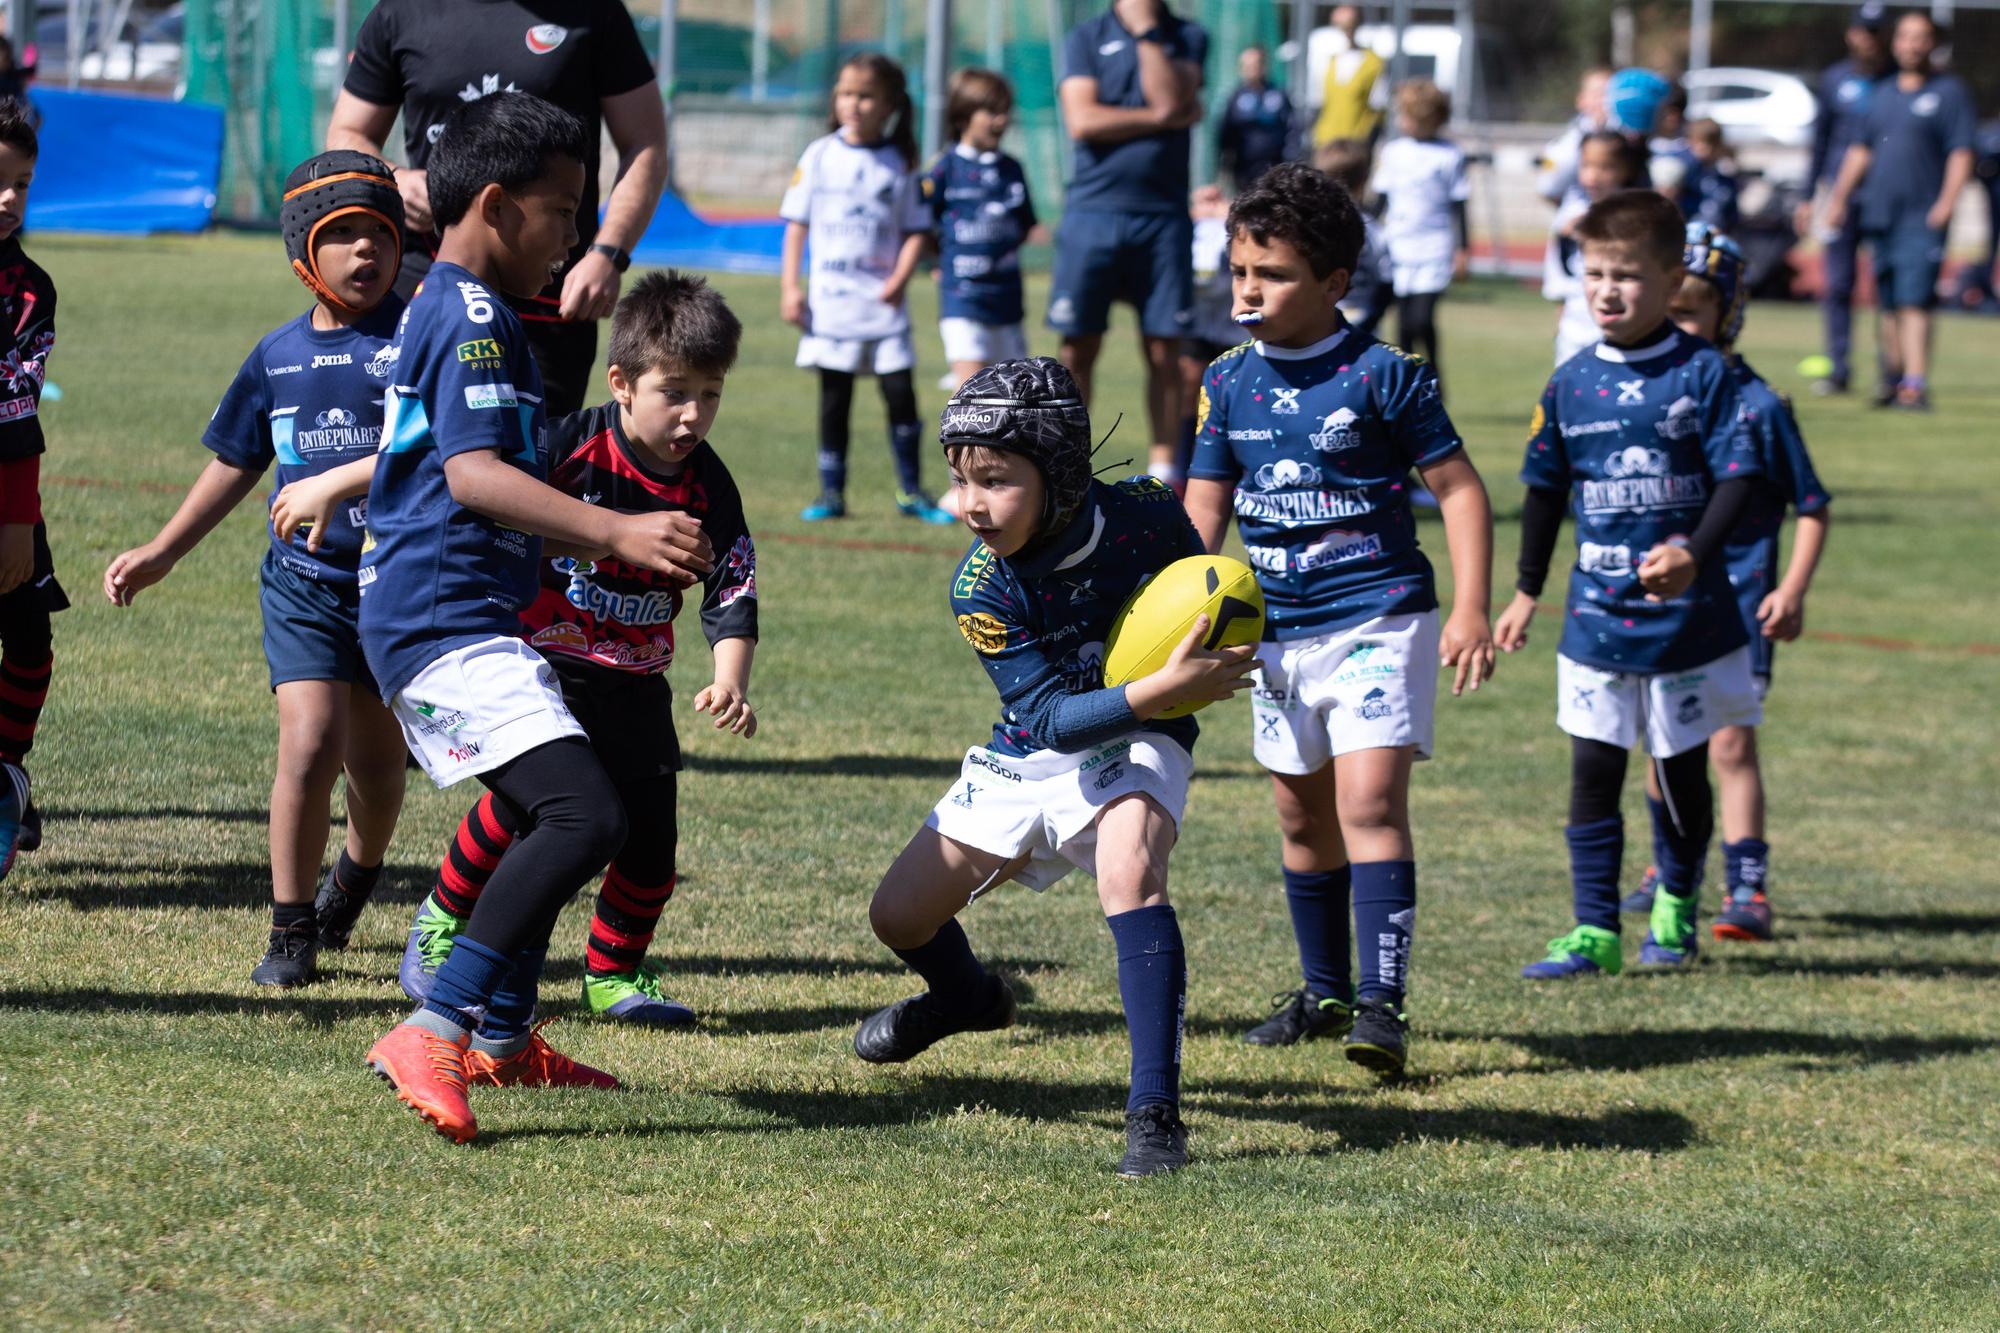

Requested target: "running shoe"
[
  {"left": 1243, "top": 988, "right": 1354, "bottom": 1046},
  {"left": 399, "top": 894, "right": 465, "bottom": 1002},
  {"left": 1638, "top": 888, "right": 1700, "bottom": 966},
  {"left": 1621, "top": 864, "right": 1660, "bottom": 916},
  {"left": 853, "top": 976, "right": 1016, "bottom": 1063},
  {"left": 894, "top": 489, "right": 956, "bottom": 525},
  {"left": 1117, "top": 1102, "right": 1190, "bottom": 1178},
  {"left": 313, "top": 864, "right": 373, "bottom": 951},
  {"left": 250, "top": 920, "right": 320, "bottom": 988},
  {"left": 583, "top": 961, "right": 697, "bottom": 1027},
  {"left": 1521, "top": 924, "right": 1623, "bottom": 979},
  {"left": 0, "top": 760, "right": 27, "bottom": 880},
  {"left": 1343, "top": 998, "right": 1409, "bottom": 1078},
  {"left": 365, "top": 1022, "right": 476, "bottom": 1143},
  {"left": 800, "top": 490, "right": 846, "bottom": 522},
  {"left": 1712, "top": 888, "right": 1774, "bottom": 943}
]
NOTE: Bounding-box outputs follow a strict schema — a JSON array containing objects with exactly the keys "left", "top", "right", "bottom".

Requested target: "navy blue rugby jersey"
[
  {"left": 204, "top": 299, "right": 403, "bottom": 586},
  {"left": 922, "top": 144, "right": 1037, "bottom": 326},
  {"left": 1520, "top": 327, "right": 1763, "bottom": 674},
  {"left": 1722, "top": 359, "right": 1830, "bottom": 628},
  {"left": 949, "top": 476, "right": 1202, "bottom": 760},
  {"left": 359, "top": 263, "right": 548, "bottom": 701},
  {"left": 1188, "top": 324, "right": 1462, "bottom": 640}
]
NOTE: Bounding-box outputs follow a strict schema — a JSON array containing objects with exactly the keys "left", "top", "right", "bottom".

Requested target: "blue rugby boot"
[
  {"left": 1521, "top": 924, "right": 1623, "bottom": 979},
  {"left": 1621, "top": 864, "right": 1660, "bottom": 916},
  {"left": 1639, "top": 889, "right": 1701, "bottom": 967}
]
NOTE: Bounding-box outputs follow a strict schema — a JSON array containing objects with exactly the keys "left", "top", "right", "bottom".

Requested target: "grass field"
[{"left": 2, "top": 231, "right": 1997, "bottom": 1330}]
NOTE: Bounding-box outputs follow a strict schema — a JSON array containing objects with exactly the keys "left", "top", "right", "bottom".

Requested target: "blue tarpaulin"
[
  {"left": 630, "top": 190, "right": 786, "bottom": 275},
  {"left": 24, "top": 89, "right": 222, "bottom": 234}
]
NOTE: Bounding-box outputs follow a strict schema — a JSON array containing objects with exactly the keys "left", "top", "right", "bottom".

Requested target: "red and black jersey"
[
  {"left": 519, "top": 402, "right": 757, "bottom": 674},
  {"left": 0, "top": 237, "right": 56, "bottom": 463}
]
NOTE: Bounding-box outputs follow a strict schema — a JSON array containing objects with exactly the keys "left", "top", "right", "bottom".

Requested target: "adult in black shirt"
[{"left": 326, "top": 0, "right": 667, "bottom": 415}]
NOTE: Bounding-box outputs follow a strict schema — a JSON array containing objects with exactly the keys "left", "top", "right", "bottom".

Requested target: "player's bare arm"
[
  {"left": 1822, "top": 142, "right": 1873, "bottom": 231},
  {"left": 779, "top": 222, "right": 809, "bottom": 326},
  {"left": 441, "top": 449, "right": 713, "bottom": 581},
  {"left": 880, "top": 231, "right": 926, "bottom": 307},
  {"left": 326, "top": 91, "right": 428, "bottom": 232},
  {"left": 1059, "top": 79, "right": 1180, "bottom": 145},
  {"left": 1760, "top": 509, "right": 1830, "bottom": 641},
  {"left": 104, "top": 458, "right": 265, "bottom": 606},
  {"left": 1123, "top": 615, "right": 1258, "bottom": 719},
  {"left": 270, "top": 455, "right": 376, "bottom": 550},
  {"left": 560, "top": 84, "right": 667, "bottom": 322},
  {"left": 1928, "top": 147, "right": 1975, "bottom": 231},
  {"left": 1419, "top": 452, "right": 1497, "bottom": 694},
  {"left": 694, "top": 637, "right": 758, "bottom": 736},
  {"left": 1182, "top": 478, "right": 1233, "bottom": 554}
]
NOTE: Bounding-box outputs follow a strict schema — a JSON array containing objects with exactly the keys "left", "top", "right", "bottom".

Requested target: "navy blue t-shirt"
[
  {"left": 1189, "top": 324, "right": 1463, "bottom": 640},
  {"left": 360, "top": 262, "right": 548, "bottom": 700},
  {"left": 1521, "top": 329, "right": 1763, "bottom": 674},
  {"left": 1723, "top": 359, "right": 1831, "bottom": 631},
  {"left": 922, "top": 144, "right": 1037, "bottom": 325},
  {"left": 204, "top": 300, "right": 404, "bottom": 587},
  {"left": 1810, "top": 58, "right": 1882, "bottom": 187},
  {"left": 1061, "top": 6, "right": 1209, "bottom": 215},
  {"left": 1856, "top": 73, "right": 1976, "bottom": 231},
  {"left": 1217, "top": 82, "right": 1293, "bottom": 190},
  {"left": 950, "top": 476, "right": 1202, "bottom": 759}
]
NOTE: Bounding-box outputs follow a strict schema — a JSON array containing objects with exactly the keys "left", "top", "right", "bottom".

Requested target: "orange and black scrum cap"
[{"left": 280, "top": 150, "right": 404, "bottom": 313}]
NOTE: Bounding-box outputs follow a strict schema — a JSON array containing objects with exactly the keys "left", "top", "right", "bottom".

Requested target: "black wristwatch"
[
  {"left": 1136, "top": 26, "right": 1167, "bottom": 44},
  {"left": 589, "top": 242, "right": 631, "bottom": 273}
]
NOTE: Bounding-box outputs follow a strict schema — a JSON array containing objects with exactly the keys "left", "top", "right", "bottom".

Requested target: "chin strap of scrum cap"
[{"left": 280, "top": 151, "right": 404, "bottom": 316}]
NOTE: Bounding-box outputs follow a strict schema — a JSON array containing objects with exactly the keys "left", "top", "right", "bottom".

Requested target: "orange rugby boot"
[
  {"left": 463, "top": 1022, "right": 620, "bottom": 1090},
  {"left": 365, "top": 1022, "right": 477, "bottom": 1144}
]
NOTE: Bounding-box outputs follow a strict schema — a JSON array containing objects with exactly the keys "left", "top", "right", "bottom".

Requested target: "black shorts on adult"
[
  {"left": 1046, "top": 210, "right": 1195, "bottom": 339},
  {"left": 549, "top": 653, "right": 681, "bottom": 782}
]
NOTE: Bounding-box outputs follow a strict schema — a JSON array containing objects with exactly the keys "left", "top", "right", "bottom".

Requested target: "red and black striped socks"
[
  {"left": 431, "top": 791, "right": 519, "bottom": 919},
  {"left": 585, "top": 866, "right": 676, "bottom": 977},
  {"left": 0, "top": 649, "right": 51, "bottom": 766}
]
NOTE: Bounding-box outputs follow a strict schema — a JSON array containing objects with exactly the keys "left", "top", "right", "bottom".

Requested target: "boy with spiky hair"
[
  {"left": 0, "top": 102, "right": 56, "bottom": 884},
  {"left": 855, "top": 356, "right": 1258, "bottom": 1178},
  {"left": 389, "top": 269, "right": 759, "bottom": 1026},
  {"left": 354, "top": 92, "right": 713, "bottom": 1143},
  {"left": 1183, "top": 162, "right": 1495, "bottom": 1079},
  {"left": 104, "top": 150, "right": 412, "bottom": 987},
  {"left": 1621, "top": 223, "right": 1831, "bottom": 943},
  {"left": 1497, "top": 191, "right": 1764, "bottom": 980}
]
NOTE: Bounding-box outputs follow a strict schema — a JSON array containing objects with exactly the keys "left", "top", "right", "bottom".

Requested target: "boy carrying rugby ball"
[{"left": 853, "top": 355, "right": 1256, "bottom": 1178}]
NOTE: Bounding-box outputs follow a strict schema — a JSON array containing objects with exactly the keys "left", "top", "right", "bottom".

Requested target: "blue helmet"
[
  {"left": 1607, "top": 68, "right": 1672, "bottom": 135},
  {"left": 1683, "top": 221, "right": 1747, "bottom": 347}
]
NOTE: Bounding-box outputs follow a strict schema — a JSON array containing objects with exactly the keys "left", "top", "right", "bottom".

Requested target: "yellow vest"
[{"left": 1314, "top": 47, "right": 1386, "bottom": 145}]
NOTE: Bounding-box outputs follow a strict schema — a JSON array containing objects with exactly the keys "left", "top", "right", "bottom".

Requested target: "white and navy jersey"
[
  {"left": 949, "top": 477, "right": 1202, "bottom": 760},
  {"left": 519, "top": 403, "right": 756, "bottom": 675},
  {"left": 1723, "top": 359, "right": 1830, "bottom": 626},
  {"left": 1521, "top": 328, "right": 1763, "bottom": 674},
  {"left": 1370, "top": 135, "right": 1469, "bottom": 266},
  {"left": 1189, "top": 325, "right": 1462, "bottom": 639},
  {"left": 922, "top": 144, "right": 1037, "bottom": 326},
  {"left": 360, "top": 262, "right": 547, "bottom": 702},
  {"left": 780, "top": 132, "right": 928, "bottom": 342},
  {"left": 204, "top": 300, "right": 403, "bottom": 587}
]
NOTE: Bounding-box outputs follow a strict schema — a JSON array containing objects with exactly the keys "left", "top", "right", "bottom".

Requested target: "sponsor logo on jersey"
[
  {"left": 365, "top": 343, "right": 398, "bottom": 378},
  {"left": 456, "top": 338, "right": 505, "bottom": 366},
  {"left": 953, "top": 545, "right": 996, "bottom": 599},
  {"left": 1913, "top": 91, "right": 1939, "bottom": 116},
  {"left": 957, "top": 612, "right": 1009, "bottom": 654},
  {"left": 1253, "top": 457, "right": 1322, "bottom": 491},
  {"left": 1604, "top": 445, "right": 1669, "bottom": 478},
  {"left": 1580, "top": 472, "right": 1707, "bottom": 514},
  {"left": 1563, "top": 418, "right": 1624, "bottom": 437},
  {"left": 1528, "top": 402, "right": 1547, "bottom": 442},
  {"left": 1355, "top": 687, "right": 1394, "bottom": 720},
  {"left": 1228, "top": 428, "right": 1274, "bottom": 441},
  {"left": 1577, "top": 541, "right": 1633, "bottom": 576},
  {"left": 411, "top": 701, "right": 469, "bottom": 737},
  {"left": 1064, "top": 641, "right": 1106, "bottom": 693},
  {"left": 564, "top": 571, "right": 679, "bottom": 627},
  {"left": 1616, "top": 379, "right": 1646, "bottom": 405},
  {"left": 1195, "top": 382, "right": 1211, "bottom": 434},
  {"left": 1258, "top": 713, "right": 1281, "bottom": 740},
  {"left": 294, "top": 405, "right": 380, "bottom": 453},
  {"left": 311, "top": 353, "right": 352, "bottom": 369},
  {"left": 1245, "top": 544, "right": 1287, "bottom": 573},
  {"left": 1676, "top": 693, "right": 1703, "bottom": 725},
  {"left": 525, "top": 23, "right": 568, "bottom": 54},
  {"left": 464, "top": 383, "right": 519, "bottom": 411},
  {"left": 267, "top": 363, "right": 303, "bottom": 377},
  {"left": 1091, "top": 760, "right": 1127, "bottom": 792},
  {"left": 1271, "top": 386, "right": 1303, "bottom": 415},
  {"left": 1234, "top": 486, "right": 1373, "bottom": 525},
  {"left": 1309, "top": 406, "right": 1361, "bottom": 453},
  {"left": 1655, "top": 394, "right": 1700, "bottom": 441},
  {"left": 942, "top": 407, "right": 999, "bottom": 433},
  {"left": 950, "top": 780, "right": 979, "bottom": 808},
  {"left": 968, "top": 751, "right": 1022, "bottom": 783}
]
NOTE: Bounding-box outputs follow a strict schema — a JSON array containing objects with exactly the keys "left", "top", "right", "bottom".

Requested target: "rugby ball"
[{"left": 1103, "top": 555, "right": 1265, "bottom": 718}]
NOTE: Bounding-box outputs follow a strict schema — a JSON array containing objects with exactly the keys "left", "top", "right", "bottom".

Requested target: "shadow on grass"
[
  {"left": 537, "top": 953, "right": 1066, "bottom": 986},
  {"left": 1438, "top": 1026, "right": 1998, "bottom": 1073},
  {"left": 1710, "top": 955, "right": 2000, "bottom": 981},
  {"left": 683, "top": 753, "right": 964, "bottom": 781},
  {"left": 1804, "top": 910, "right": 2000, "bottom": 936},
  {"left": 13, "top": 860, "right": 438, "bottom": 911},
  {"left": 42, "top": 806, "right": 298, "bottom": 826},
  {"left": 0, "top": 985, "right": 408, "bottom": 1028},
  {"left": 722, "top": 1075, "right": 1696, "bottom": 1154}
]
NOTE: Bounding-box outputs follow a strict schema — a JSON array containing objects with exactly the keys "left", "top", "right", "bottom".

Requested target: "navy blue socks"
[
  {"left": 893, "top": 918, "right": 991, "bottom": 1011},
  {"left": 470, "top": 947, "right": 546, "bottom": 1057},
  {"left": 1108, "top": 904, "right": 1186, "bottom": 1112},
  {"left": 1567, "top": 816, "right": 1624, "bottom": 932},
  {"left": 1282, "top": 865, "right": 1353, "bottom": 1002},
  {"left": 1648, "top": 791, "right": 1709, "bottom": 900},
  {"left": 418, "top": 935, "right": 513, "bottom": 1034},
  {"left": 1352, "top": 861, "right": 1416, "bottom": 1006},
  {"left": 1724, "top": 837, "right": 1770, "bottom": 895},
  {"left": 889, "top": 418, "right": 924, "bottom": 496}
]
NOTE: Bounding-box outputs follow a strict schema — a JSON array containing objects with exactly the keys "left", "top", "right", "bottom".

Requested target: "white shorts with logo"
[
  {"left": 1556, "top": 647, "right": 1763, "bottom": 758},
  {"left": 391, "top": 637, "right": 586, "bottom": 788},
  {"left": 938, "top": 317, "right": 1028, "bottom": 366},
  {"left": 925, "top": 733, "right": 1193, "bottom": 893},
  {"left": 795, "top": 329, "right": 916, "bottom": 375},
  {"left": 1251, "top": 611, "right": 1440, "bottom": 774},
  {"left": 1390, "top": 257, "right": 1453, "bottom": 297}
]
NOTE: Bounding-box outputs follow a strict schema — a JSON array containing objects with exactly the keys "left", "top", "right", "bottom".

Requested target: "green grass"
[{"left": 3, "top": 232, "right": 1998, "bottom": 1330}]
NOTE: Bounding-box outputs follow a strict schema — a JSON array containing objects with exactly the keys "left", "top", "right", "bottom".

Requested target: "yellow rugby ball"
[{"left": 1103, "top": 555, "right": 1266, "bottom": 718}]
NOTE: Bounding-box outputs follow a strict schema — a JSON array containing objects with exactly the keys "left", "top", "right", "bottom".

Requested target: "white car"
[{"left": 1682, "top": 67, "right": 1817, "bottom": 149}]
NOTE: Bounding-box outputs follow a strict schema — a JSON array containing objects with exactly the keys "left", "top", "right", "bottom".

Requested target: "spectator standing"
[
  {"left": 1312, "top": 6, "right": 1386, "bottom": 152},
  {"left": 1048, "top": 0, "right": 1208, "bottom": 487},
  {"left": 1826, "top": 9, "right": 1976, "bottom": 411},
  {"left": 1797, "top": 3, "right": 1892, "bottom": 397},
  {"left": 1537, "top": 67, "right": 1612, "bottom": 205},
  {"left": 1216, "top": 45, "right": 1293, "bottom": 193},
  {"left": 325, "top": 0, "right": 668, "bottom": 418}
]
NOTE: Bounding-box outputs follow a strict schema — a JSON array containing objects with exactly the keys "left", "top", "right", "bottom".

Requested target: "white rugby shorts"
[
  {"left": 938, "top": 317, "right": 1028, "bottom": 366},
  {"left": 1556, "top": 647, "right": 1763, "bottom": 758},
  {"left": 795, "top": 329, "right": 916, "bottom": 375},
  {"left": 391, "top": 637, "right": 585, "bottom": 787},
  {"left": 1250, "top": 610, "right": 1440, "bottom": 774},
  {"left": 925, "top": 733, "right": 1192, "bottom": 892},
  {"left": 1390, "top": 257, "right": 1454, "bottom": 297}
]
